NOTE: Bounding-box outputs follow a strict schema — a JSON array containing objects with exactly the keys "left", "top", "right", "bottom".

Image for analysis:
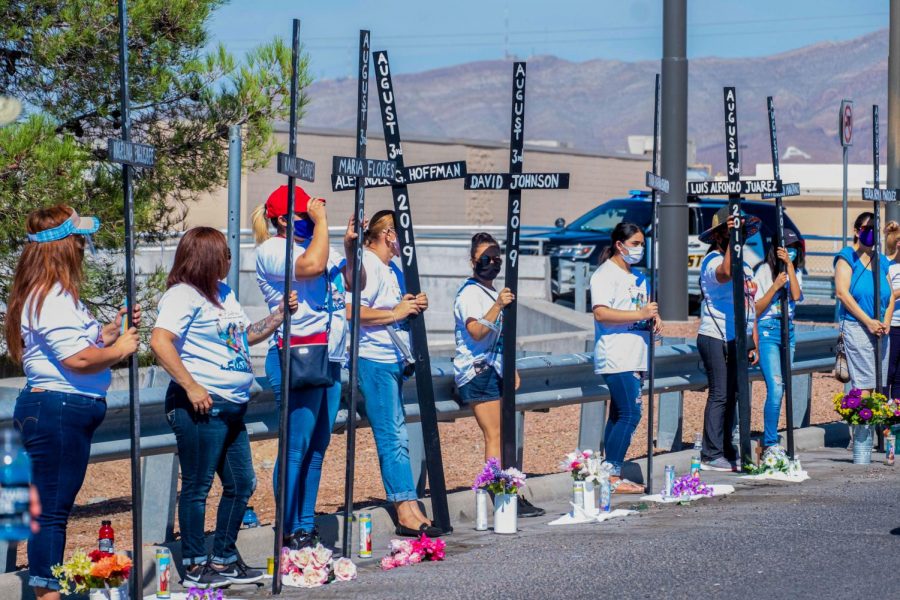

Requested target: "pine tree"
[{"left": 0, "top": 1, "right": 308, "bottom": 356}]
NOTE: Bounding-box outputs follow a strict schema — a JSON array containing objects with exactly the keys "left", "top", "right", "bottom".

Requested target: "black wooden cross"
[
  {"left": 105, "top": 3, "right": 155, "bottom": 598},
  {"left": 643, "top": 74, "right": 669, "bottom": 495},
  {"left": 685, "top": 87, "right": 795, "bottom": 467},
  {"left": 271, "top": 18, "right": 317, "bottom": 595},
  {"left": 762, "top": 96, "right": 802, "bottom": 459},
  {"left": 332, "top": 49, "right": 466, "bottom": 534},
  {"left": 861, "top": 105, "right": 900, "bottom": 397},
  {"left": 331, "top": 30, "right": 401, "bottom": 558},
  {"left": 462, "top": 62, "right": 570, "bottom": 470}
]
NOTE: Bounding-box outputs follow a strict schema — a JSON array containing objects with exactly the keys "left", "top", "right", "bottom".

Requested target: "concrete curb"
[{"left": 0, "top": 422, "right": 852, "bottom": 599}]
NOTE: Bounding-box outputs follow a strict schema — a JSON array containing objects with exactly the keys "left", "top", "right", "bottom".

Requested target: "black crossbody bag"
[{"left": 286, "top": 274, "right": 335, "bottom": 389}]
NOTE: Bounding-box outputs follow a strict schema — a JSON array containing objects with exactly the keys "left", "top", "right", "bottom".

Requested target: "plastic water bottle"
[
  {"left": 242, "top": 506, "right": 259, "bottom": 529},
  {"left": 0, "top": 429, "right": 32, "bottom": 541}
]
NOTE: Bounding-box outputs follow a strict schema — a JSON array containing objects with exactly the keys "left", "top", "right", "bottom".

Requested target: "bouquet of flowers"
[
  {"left": 380, "top": 534, "right": 446, "bottom": 570},
  {"left": 51, "top": 550, "right": 132, "bottom": 595},
  {"left": 743, "top": 452, "right": 803, "bottom": 476},
  {"left": 472, "top": 457, "right": 526, "bottom": 495},
  {"left": 833, "top": 389, "right": 891, "bottom": 426},
  {"left": 671, "top": 474, "right": 714, "bottom": 499},
  {"left": 560, "top": 449, "right": 611, "bottom": 484},
  {"left": 281, "top": 543, "right": 357, "bottom": 588},
  {"left": 883, "top": 396, "right": 900, "bottom": 427}
]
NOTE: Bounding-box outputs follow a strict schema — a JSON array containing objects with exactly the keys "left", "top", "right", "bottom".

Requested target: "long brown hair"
[
  {"left": 5, "top": 205, "right": 86, "bottom": 364},
  {"left": 167, "top": 227, "right": 230, "bottom": 307}
]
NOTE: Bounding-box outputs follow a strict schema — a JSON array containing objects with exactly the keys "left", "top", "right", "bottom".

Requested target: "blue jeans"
[
  {"left": 602, "top": 371, "right": 643, "bottom": 476},
  {"left": 165, "top": 383, "right": 255, "bottom": 566},
  {"left": 266, "top": 345, "right": 341, "bottom": 534},
  {"left": 357, "top": 358, "right": 418, "bottom": 502},
  {"left": 758, "top": 319, "right": 796, "bottom": 448},
  {"left": 14, "top": 388, "right": 106, "bottom": 590}
]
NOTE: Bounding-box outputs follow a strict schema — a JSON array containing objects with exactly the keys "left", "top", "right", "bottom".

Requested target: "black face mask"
[{"left": 474, "top": 249, "right": 502, "bottom": 280}]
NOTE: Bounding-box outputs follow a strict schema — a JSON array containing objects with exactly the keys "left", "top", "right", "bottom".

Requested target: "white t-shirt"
[
  {"left": 698, "top": 251, "right": 756, "bottom": 341},
  {"left": 358, "top": 250, "right": 411, "bottom": 363},
  {"left": 890, "top": 261, "right": 900, "bottom": 327},
  {"left": 21, "top": 284, "right": 111, "bottom": 398},
  {"left": 753, "top": 263, "right": 804, "bottom": 322},
  {"left": 255, "top": 237, "right": 348, "bottom": 363},
  {"left": 453, "top": 279, "right": 503, "bottom": 387},
  {"left": 154, "top": 283, "right": 254, "bottom": 404},
  {"left": 589, "top": 260, "right": 650, "bottom": 374}
]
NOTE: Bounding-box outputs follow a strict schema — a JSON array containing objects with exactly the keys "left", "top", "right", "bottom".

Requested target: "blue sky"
[{"left": 208, "top": 0, "right": 890, "bottom": 80}]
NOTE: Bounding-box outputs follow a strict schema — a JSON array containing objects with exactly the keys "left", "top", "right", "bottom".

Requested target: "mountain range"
[{"left": 303, "top": 28, "right": 891, "bottom": 175}]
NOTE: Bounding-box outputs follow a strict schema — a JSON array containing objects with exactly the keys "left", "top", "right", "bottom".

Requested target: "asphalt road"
[{"left": 257, "top": 447, "right": 900, "bottom": 600}]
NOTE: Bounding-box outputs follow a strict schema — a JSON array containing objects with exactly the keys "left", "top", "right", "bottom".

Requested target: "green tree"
[{"left": 0, "top": 0, "right": 310, "bottom": 357}]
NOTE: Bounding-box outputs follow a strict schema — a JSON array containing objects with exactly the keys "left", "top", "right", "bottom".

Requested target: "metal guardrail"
[{"left": 0, "top": 329, "right": 838, "bottom": 557}]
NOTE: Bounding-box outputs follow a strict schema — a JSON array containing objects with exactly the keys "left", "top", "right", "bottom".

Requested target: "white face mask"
[{"left": 620, "top": 244, "right": 644, "bottom": 265}]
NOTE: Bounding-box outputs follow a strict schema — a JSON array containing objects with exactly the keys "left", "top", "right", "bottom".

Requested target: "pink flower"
[
  {"left": 390, "top": 539, "right": 413, "bottom": 555},
  {"left": 433, "top": 548, "right": 446, "bottom": 561},
  {"left": 298, "top": 566, "right": 328, "bottom": 588},
  {"left": 282, "top": 570, "right": 305, "bottom": 587},
  {"left": 380, "top": 556, "right": 396, "bottom": 571},
  {"left": 288, "top": 547, "right": 313, "bottom": 570},
  {"left": 333, "top": 557, "right": 357, "bottom": 581},
  {"left": 310, "top": 543, "right": 333, "bottom": 568},
  {"left": 408, "top": 551, "right": 423, "bottom": 564}
]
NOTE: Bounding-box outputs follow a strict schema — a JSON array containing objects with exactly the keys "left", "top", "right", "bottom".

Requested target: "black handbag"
[{"left": 286, "top": 275, "right": 335, "bottom": 389}]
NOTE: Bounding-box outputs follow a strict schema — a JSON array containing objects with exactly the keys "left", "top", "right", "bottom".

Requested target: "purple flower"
[
  {"left": 845, "top": 396, "right": 862, "bottom": 409},
  {"left": 848, "top": 388, "right": 863, "bottom": 399},
  {"left": 859, "top": 408, "right": 873, "bottom": 421}
]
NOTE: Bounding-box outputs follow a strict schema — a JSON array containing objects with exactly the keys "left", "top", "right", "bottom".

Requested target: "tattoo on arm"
[{"left": 249, "top": 312, "right": 281, "bottom": 335}]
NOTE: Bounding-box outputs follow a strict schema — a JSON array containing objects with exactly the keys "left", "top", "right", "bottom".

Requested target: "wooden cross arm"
[
  {"left": 464, "top": 172, "right": 570, "bottom": 191},
  {"left": 277, "top": 153, "right": 316, "bottom": 182},
  {"left": 332, "top": 156, "right": 397, "bottom": 180},
  {"left": 107, "top": 138, "right": 156, "bottom": 168},
  {"left": 687, "top": 179, "right": 783, "bottom": 196},
  {"left": 862, "top": 187, "right": 900, "bottom": 202},
  {"left": 331, "top": 160, "right": 467, "bottom": 192}
]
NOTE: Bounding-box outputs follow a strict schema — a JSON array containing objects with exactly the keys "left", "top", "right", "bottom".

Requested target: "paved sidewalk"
[{"left": 249, "top": 447, "right": 900, "bottom": 599}]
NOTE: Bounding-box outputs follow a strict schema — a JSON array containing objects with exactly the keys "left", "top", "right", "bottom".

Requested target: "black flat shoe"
[
  {"left": 395, "top": 523, "right": 444, "bottom": 538},
  {"left": 518, "top": 496, "right": 545, "bottom": 518}
]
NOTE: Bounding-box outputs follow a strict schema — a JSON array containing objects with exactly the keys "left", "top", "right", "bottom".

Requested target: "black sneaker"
[
  {"left": 184, "top": 563, "right": 229, "bottom": 589},
  {"left": 518, "top": 496, "right": 546, "bottom": 518},
  {"left": 288, "top": 527, "right": 319, "bottom": 550},
  {"left": 212, "top": 558, "right": 263, "bottom": 585}
]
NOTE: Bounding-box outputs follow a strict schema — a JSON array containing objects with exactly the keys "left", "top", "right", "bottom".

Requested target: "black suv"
[{"left": 533, "top": 190, "right": 804, "bottom": 301}]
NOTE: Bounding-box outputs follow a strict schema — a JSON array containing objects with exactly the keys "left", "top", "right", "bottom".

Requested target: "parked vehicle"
[{"left": 533, "top": 190, "right": 805, "bottom": 308}]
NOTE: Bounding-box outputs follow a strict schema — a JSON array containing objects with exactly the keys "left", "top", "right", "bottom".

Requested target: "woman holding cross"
[
  {"left": 252, "top": 185, "right": 361, "bottom": 550},
  {"left": 5, "top": 205, "right": 141, "bottom": 600},
  {"left": 697, "top": 208, "right": 760, "bottom": 473},
  {"left": 834, "top": 212, "right": 893, "bottom": 394}
]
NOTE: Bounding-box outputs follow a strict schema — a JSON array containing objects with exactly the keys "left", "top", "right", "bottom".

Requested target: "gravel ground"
[{"left": 21, "top": 320, "right": 844, "bottom": 567}]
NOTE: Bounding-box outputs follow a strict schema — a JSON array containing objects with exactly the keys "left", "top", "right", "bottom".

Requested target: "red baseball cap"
[{"left": 265, "top": 185, "right": 322, "bottom": 218}]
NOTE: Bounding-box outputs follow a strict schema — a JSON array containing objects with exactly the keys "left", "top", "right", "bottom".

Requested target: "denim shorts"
[{"left": 458, "top": 368, "right": 502, "bottom": 404}]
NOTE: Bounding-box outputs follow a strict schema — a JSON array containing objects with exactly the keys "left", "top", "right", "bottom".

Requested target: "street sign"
[
  {"left": 645, "top": 170, "right": 669, "bottom": 193},
  {"left": 840, "top": 100, "right": 853, "bottom": 147}
]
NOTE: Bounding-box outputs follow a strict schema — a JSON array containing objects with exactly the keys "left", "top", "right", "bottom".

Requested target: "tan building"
[{"left": 186, "top": 125, "right": 652, "bottom": 230}]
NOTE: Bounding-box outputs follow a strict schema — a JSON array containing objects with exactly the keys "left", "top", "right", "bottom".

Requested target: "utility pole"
[
  {"left": 659, "top": 0, "right": 688, "bottom": 320},
  {"left": 887, "top": 0, "right": 900, "bottom": 222}
]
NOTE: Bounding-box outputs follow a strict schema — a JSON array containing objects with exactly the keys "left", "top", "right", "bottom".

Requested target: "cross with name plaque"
[
  {"left": 463, "top": 62, "right": 570, "bottom": 470},
  {"left": 860, "top": 105, "right": 900, "bottom": 397},
  {"left": 270, "top": 18, "right": 318, "bottom": 595},
  {"left": 643, "top": 74, "right": 669, "bottom": 494},
  {"left": 685, "top": 87, "right": 799, "bottom": 467},
  {"left": 105, "top": 2, "right": 156, "bottom": 597}
]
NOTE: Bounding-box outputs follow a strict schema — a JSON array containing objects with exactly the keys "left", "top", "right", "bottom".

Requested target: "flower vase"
[
  {"left": 89, "top": 585, "right": 127, "bottom": 600},
  {"left": 582, "top": 481, "right": 597, "bottom": 515},
  {"left": 493, "top": 492, "right": 518, "bottom": 534},
  {"left": 852, "top": 424, "right": 873, "bottom": 464}
]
